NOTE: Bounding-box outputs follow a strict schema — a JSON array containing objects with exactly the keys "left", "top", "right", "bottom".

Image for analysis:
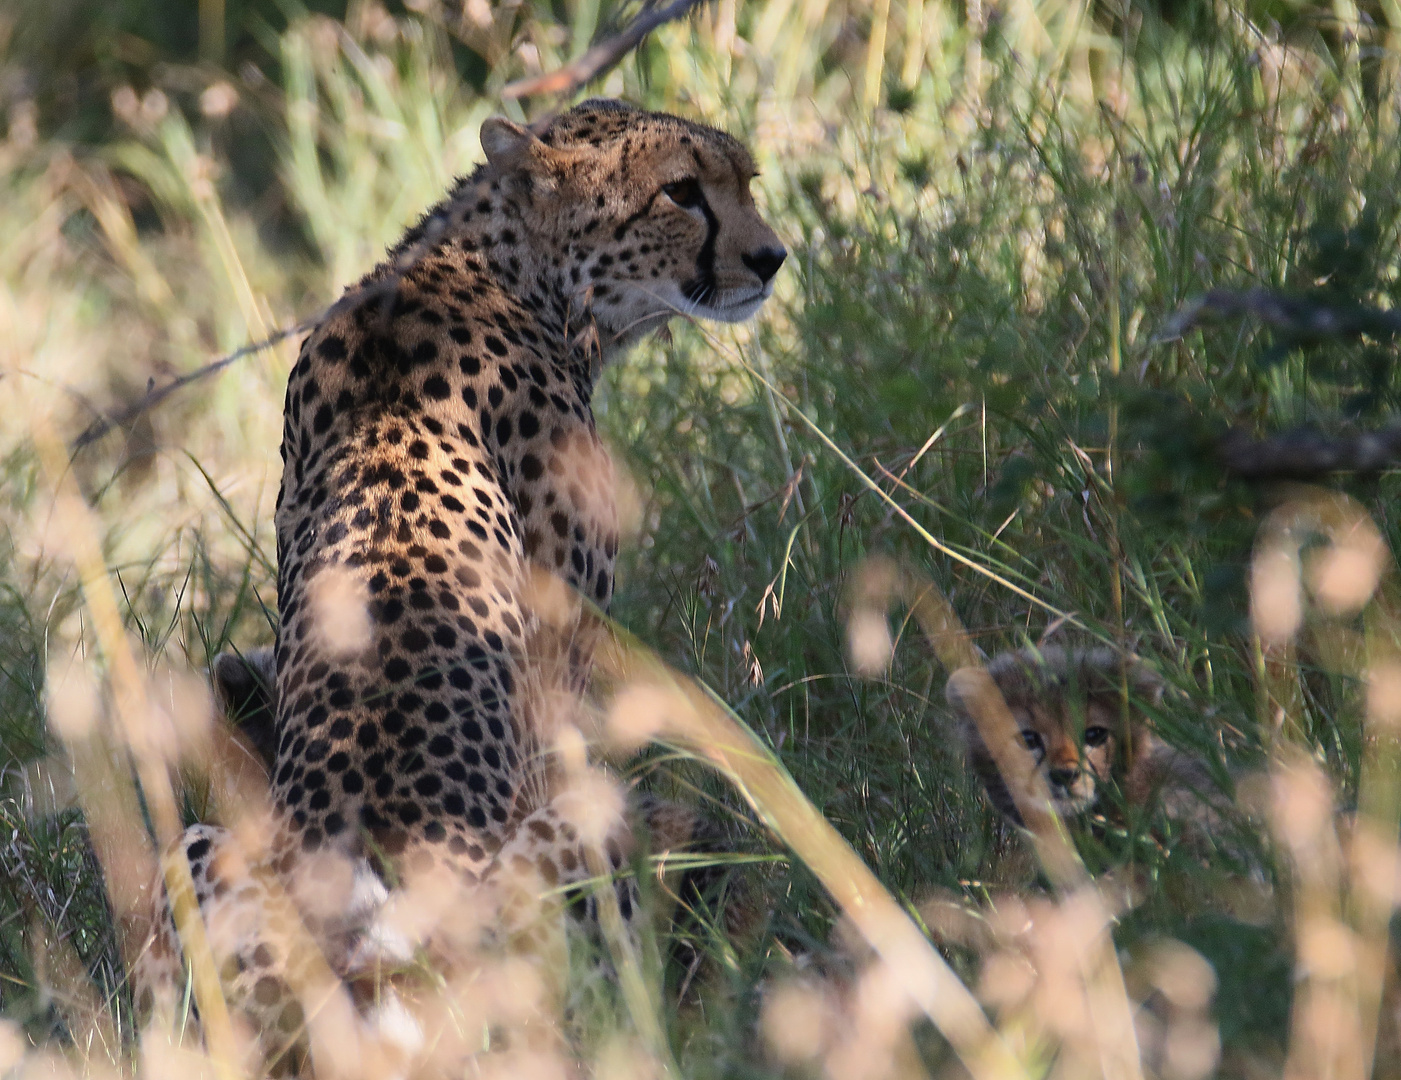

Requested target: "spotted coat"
[{"left": 134, "top": 99, "right": 784, "bottom": 1072}]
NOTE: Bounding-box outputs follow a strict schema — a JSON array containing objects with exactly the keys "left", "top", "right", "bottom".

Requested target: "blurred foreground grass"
[{"left": 5, "top": 0, "right": 1401, "bottom": 1076}]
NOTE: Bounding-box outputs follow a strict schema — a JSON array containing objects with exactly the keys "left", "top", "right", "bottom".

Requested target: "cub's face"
[
  {"left": 481, "top": 100, "right": 786, "bottom": 341},
  {"left": 1006, "top": 696, "right": 1120, "bottom": 816},
  {"left": 945, "top": 647, "right": 1162, "bottom": 825}
]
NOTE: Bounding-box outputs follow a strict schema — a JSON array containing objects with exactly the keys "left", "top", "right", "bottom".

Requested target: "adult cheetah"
[{"left": 135, "top": 99, "right": 784, "bottom": 1071}]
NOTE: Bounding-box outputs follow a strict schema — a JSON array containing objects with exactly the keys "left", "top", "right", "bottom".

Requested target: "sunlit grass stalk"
[
  {"left": 712, "top": 0, "right": 738, "bottom": 84},
  {"left": 1252, "top": 493, "right": 1375, "bottom": 1080},
  {"left": 29, "top": 909, "right": 122, "bottom": 1067},
  {"left": 752, "top": 0, "right": 798, "bottom": 59},
  {"left": 1354, "top": 591, "right": 1401, "bottom": 1076},
  {"left": 200, "top": 0, "right": 225, "bottom": 63},
  {"left": 569, "top": 0, "right": 603, "bottom": 62},
  {"left": 595, "top": 624, "right": 1031, "bottom": 1080},
  {"left": 901, "top": 0, "right": 926, "bottom": 87},
  {"left": 1380, "top": 1, "right": 1401, "bottom": 137},
  {"left": 158, "top": 116, "right": 272, "bottom": 344},
  {"left": 561, "top": 745, "right": 680, "bottom": 1076},
  {"left": 1047, "top": 0, "right": 1092, "bottom": 107},
  {"left": 964, "top": 0, "right": 983, "bottom": 111},
  {"left": 864, "top": 0, "right": 892, "bottom": 111},
  {"left": 775, "top": 0, "right": 834, "bottom": 101},
  {"left": 72, "top": 167, "right": 176, "bottom": 317},
  {"left": 1105, "top": 156, "right": 1132, "bottom": 766},
  {"left": 751, "top": 342, "right": 809, "bottom": 537},
  {"left": 284, "top": 31, "right": 340, "bottom": 274}
]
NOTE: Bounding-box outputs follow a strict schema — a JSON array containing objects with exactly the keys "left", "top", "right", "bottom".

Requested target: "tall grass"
[{"left": 4, "top": 0, "right": 1401, "bottom": 1075}]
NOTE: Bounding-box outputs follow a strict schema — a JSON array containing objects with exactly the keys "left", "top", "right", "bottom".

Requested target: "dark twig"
[
  {"left": 68, "top": 204, "right": 461, "bottom": 457},
  {"left": 1219, "top": 425, "right": 1401, "bottom": 481},
  {"left": 1153, "top": 287, "right": 1401, "bottom": 344},
  {"left": 502, "top": 0, "right": 711, "bottom": 100},
  {"left": 70, "top": 323, "right": 312, "bottom": 453},
  {"left": 1153, "top": 286, "right": 1401, "bottom": 478}
]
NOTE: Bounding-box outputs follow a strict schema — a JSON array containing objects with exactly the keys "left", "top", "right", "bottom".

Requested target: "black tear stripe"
[{"left": 681, "top": 195, "right": 720, "bottom": 304}]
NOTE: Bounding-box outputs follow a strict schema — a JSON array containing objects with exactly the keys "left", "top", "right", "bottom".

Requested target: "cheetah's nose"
[
  {"left": 742, "top": 246, "right": 788, "bottom": 284},
  {"left": 1048, "top": 767, "right": 1079, "bottom": 791}
]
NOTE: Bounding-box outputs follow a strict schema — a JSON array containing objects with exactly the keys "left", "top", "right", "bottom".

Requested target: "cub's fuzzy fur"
[{"left": 945, "top": 646, "right": 1225, "bottom": 831}]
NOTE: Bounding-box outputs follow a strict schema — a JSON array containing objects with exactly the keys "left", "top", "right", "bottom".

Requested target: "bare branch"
[
  {"left": 1152, "top": 287, "right": 1401, "bottom": 479},
  {"left": 1219, "top": 424, "right": 1401, "bottom": 481},
  {"left": 69, "top": 204, "right": 461, "bottom": 456},
  {"left": 502, "top": 0, "right": 711, "bottom": 100},
  {"left": 70, "top": 323, "right": 311, "bottom": 453},
  {"left": 1153, "top": 287, "right": 1401, "bottom": 344}
]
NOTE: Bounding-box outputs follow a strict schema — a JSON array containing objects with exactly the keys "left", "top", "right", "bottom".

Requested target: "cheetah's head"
[
  {"left": 945, "top": 647, "right": 1163, "bottom": 823},
  {"left": 480, "top": 100, "right": 786, "bottom": 345}
]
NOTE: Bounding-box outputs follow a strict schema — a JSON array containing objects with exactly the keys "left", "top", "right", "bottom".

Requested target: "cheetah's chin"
[
  {"left": 697, "top": 289, "right": 773, "bottom": 323},
  {"left": 1051, "top": 795, "right": 1097, "bottom": 816}
]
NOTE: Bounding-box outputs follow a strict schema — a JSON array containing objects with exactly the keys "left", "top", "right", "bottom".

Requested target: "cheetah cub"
[{"left": 944, "top": 646, "right": 1225, "bottom": 831}]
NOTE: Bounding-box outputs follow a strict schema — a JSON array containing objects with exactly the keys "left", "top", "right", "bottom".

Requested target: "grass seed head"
[
  {"left": 1144, "top": 941, "right": 1216, "bottom": 1013},
  {"left": 1251, "top": 541, "right": 1303, "bottom": 645},
  {"left": 44, "top": 652, "right": 100, "bottom": 744},
  {"left": 605, "top": 682, "right": 675, "bottom": 750},
  {"left": 1367, "top": 660, "right": 1401, "bottom": 730},
  {"left": 310, "top": 566, "right": 372, "bottom": 658},
  {"left": 1306, "top": 516, "right": 1386, "bottom": 617},
  {"left": 0, "top": 1022, "right": 25, "bottom": 1074},
  {"left": 555, "top": 765, "right": 625, "bottom": 850},
  {"left": 146, "top": 664, "right": 215, "bottom": 764},
  {"left": 1347, "top": 820, "right": 1401, "bottom": 908},
  {"left": 762, "top": 979, "right": 833, "bottom": 1064},
  {"left": 1162, "top": 1017, "right": 1220, "bottom": 1080},
  {"left": 1270, "top": 759, "right": 1335, "bottom": 854},
  {"left": 594, "top": 1037, "right": 661, "bottom": 1080},
  {"left": 977, "top": 949, "right": 1037, "bottom": 1011},
  {"left": 847, "top": 608, "right": 894, "bottom": 675},
  {"left": 1297, "top": 918, "right": 1357, "bottom": 981}
]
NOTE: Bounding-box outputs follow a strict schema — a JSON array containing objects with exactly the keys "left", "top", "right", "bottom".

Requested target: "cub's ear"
[
  {"left": 480, "top": 116, "right": 536, "bottom": 168},
  {"left": 1127, "top": 660, "right": 1165, "bottom": 706}
]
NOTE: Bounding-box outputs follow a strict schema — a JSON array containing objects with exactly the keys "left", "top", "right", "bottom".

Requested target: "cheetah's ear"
[
  {"left": 481, "top": 117, "right": 540, "bottom": 169},
  {"left": 1128, "top": 660, "right": 1165, "bottom": 706}
]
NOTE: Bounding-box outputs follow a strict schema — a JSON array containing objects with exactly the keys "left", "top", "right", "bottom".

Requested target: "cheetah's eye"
[
  {"left": 1020, "top": 730, "right": 1045, "bottom": 756},
  {"left": 663, "top": 178, "right": 705, "bottom": 209},
  {"left": 1084, "top": 726, "right": 1111, "bottom": 748}
]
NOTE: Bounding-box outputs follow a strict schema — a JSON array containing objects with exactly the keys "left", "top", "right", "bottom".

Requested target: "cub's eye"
[
  {"left": 1083, "top": 726, "right": 1111, "bottom": 748},
  {"left": 663, "top": 178, "right": 704, "bottom": 209},
  {"left": 1020, "top": 731, "right": 1045, "bottom": 755}
]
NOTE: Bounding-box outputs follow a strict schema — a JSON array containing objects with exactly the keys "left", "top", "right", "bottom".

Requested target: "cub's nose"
[
  {"left": 1047, "top": 767, "right": 1080, "bottom": 791},
  {"left": 742, "top": 246, "right": 788, "bottom": 284}
]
